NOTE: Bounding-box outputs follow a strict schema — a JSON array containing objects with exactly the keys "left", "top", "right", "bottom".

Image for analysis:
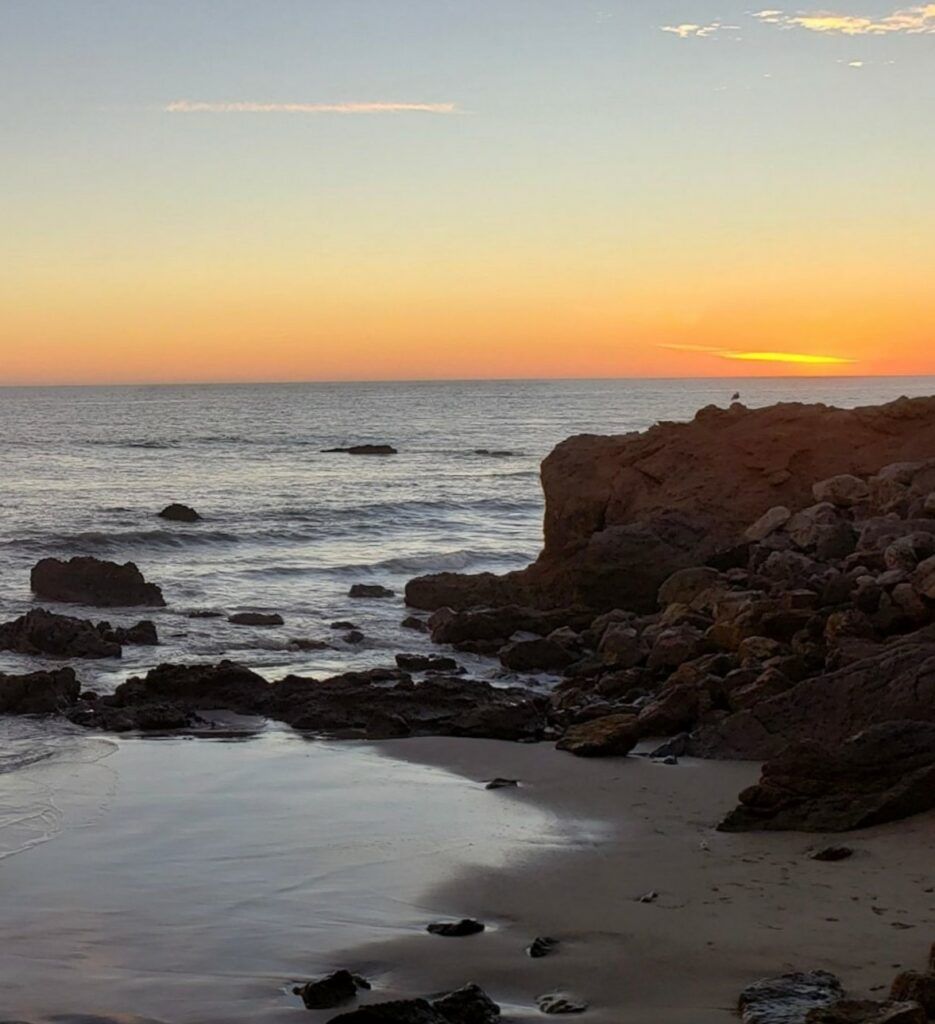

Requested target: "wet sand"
[{"left": 1, "top": 733, "right": 933, "bottom": 1023}]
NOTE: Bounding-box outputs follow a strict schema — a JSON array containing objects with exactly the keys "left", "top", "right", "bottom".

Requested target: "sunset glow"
[{"left": 2, "top": 1, "right": 934, "bottom": 385}]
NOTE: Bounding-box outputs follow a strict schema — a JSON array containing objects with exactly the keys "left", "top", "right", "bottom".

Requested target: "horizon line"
[{"left": 1, "top": 372, "right": 934, "bottom": 390}]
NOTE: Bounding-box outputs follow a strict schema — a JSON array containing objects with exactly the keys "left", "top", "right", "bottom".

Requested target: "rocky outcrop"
[
  {"left": 719, "top": 721, "right": 935, "bottom": 832},
  {"left": 31, "top": 556, "right": 166, "bottom": 608},
  {"left": 408, "top": 397, "right": 935, "bottom": 613},
  {"left": 0, "top": 668, "right": 80, "bottom": 714},
  {"left": 0, "top": 609, "right": 156, "bottom": 658},
  {"left": 328, "top": 985, "right": 499, "bottom": 1024}
]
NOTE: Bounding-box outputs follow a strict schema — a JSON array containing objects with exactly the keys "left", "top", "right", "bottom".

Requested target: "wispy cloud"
[
  {"left": 751, "top": 4, "right": 935, "bottom": 35},
  {"left": 661, "top": 21, "right": 739, "bottom": 38},
  {"left": 165, "top": 100, "right": 457, "bottom": 114},
  {"left": 660, "top": 344, "right": 854, "bottom": 365}
]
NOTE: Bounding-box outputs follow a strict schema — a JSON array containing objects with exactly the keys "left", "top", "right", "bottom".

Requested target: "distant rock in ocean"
[
  {"left": 158, "top": 502, "right": 201, "bottom": 522},
  {"left": 322, "top": 444, "right": 398, "bottom": 455}
]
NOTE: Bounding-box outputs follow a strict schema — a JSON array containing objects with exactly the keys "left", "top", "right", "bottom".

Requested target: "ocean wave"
[{"left": 2, "top": 528, "right": 242, "bottom": 555}]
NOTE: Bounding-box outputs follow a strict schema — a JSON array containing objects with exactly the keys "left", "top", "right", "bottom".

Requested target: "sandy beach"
[{"left": 2, "top": 730, "right": 932, "bottom": 1023}]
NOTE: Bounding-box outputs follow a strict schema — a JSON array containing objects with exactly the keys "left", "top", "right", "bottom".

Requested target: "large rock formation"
[
  {"left": 407, "top": 397, "right": 935, "bottom": 612},
  {"left": 0, "top": 668, "right": 80, "bottom": 714},
  {"left": 0, "top": 608, "right": 157, "bottom": 658},
  {"left": 31, "top": 556, "right": 166, "bottom": 607},
  {"left": 718, "top": 721, "right": 935, "bottom": 832}
]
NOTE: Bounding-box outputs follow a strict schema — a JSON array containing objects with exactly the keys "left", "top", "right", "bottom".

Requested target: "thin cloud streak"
[
  {"left": 660, "top": 344, "right": 855, "bottom": 365},
  {"left": 165, "top": 100, "right": 457, "bottom": 114}
]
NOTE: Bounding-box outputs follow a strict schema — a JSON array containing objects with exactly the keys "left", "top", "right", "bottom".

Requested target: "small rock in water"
[
  {"left": 331, "top": 621, "right": 358, "bottom": 630},
  {"left": 228, "top": 612, "right": 284, "bottom": 626},
  {"left": 396, "top": 653, "right": 459, "bottom": 672},
  {"left": 527, "top": 936, "right": 560, "bottom": 959},
  {"left": 536, "top": 992, "right": 588, "bottom": 1015},
  {"left": 322, "top": 444, "right": 398, "bottom": 455},
  {"left": 344, "top": 630, "right": 365, "bottom": 644},
  {"left": 738, "top": 971, "right": 844, "bottom": 1023},
  {"left": 158, "top": 502, "right": 201, "bottom": 522},
  {"left": 427, "top": 918, "right": 485, "bottom": 938},
  {"left": 401, "top": 616, "right": 429, "bottom": 632},
  {"left": 289, "top": 638, "right": 331, "bottom": 651},
  {"left": 637, "top": 890, "right": 659, "bottom": 903},
  {"left": 188, "top": 609, "right": 225, "bottom": 619},
  {"left": 293, "top": 969, "right": 370, "bottom": 1009},
  {"left": 812, "top": 846, "right": 855, "bottom": 862},
  {"left": 485, "top": 778, "right": 519, "bottom": 790},
  {"left": 350, "top": 584, "right": 396, "bottom": 599}
]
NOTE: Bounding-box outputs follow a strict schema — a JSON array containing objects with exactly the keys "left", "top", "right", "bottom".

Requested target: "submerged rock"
[
  {"left": 323, "top": 444, "right": 398, "bottom": 455},
  {"left": 738, "top": 971, "right": 844, "bottom": 1023},
  {"left": 31, "top": 556, "right": 166, "bottom": 608},
  {"left": 350, "top": 584, "right": 395, "bottom": 599},
  {"left": 158, "top": 503, "right": 200, "bottom": 522}
]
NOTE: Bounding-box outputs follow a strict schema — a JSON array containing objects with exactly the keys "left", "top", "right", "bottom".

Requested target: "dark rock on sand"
[
  {"left": 31, "top": 556, "right": 166, "bottom": 608},
  {"left": 228, "top": 612, "right": 284, "bottom": 626},
  {"left": 812, "top": 847, "right": 854, "bottom": 862},
  {"left": 69, "top": 700, "right": 197, "bottom": 733},
  {"left": 431, "top": 984, "right": 500, "bottom": 1024},
  {"left": 328, "top": 998, "right": 445, "bottom": 1024},
  {"left": 528, "top": 936, "right": 560, "bottom": 958},
  {"left": 485, "top": 778, "right": 519, "bottom": 790},
  {"left": 158, "top": 503, "right": 200, "bottom": 522},
  {"left": 536, "top": 993, "right": 589, "bottom": 1015},
  {"left": 427, "top": 919, "right": 485, "bottom": 937},
  {"left": 323, "top": 444, "right": 398, "bottom": 455},
  {"left": 395, "top": 653, "right": 459, "bottom": 672},
  {"left": 738, "top": 971, "right": 844, "bottom": 1023},
  {"left": 0, "top": 667, "right": 80, "bottom": 714},
  {"left": 890, "top": 972, "right": 935, "bottom": 1018},
  {"left": 109, "top": 660, "right": 270, "bottom": 713},
  {"left": 0, "top": 608, "right": 121, "bottom": 658},
  {"left": 556, "top": 714, "right": 639, "bottom": 757},
  {"left": 293, "top": 970, "right": 371, "bottom": 1010},
  {"left": 719, "top": 721, "right": 935, "bottom": 832},
  {"left": 350, "top": 584, "right": 395, "bottom": 599}
]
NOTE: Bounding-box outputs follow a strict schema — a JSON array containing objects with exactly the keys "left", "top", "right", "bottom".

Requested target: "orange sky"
[{"left": 2, "top": 1, "right": 934, "bottom": 385}]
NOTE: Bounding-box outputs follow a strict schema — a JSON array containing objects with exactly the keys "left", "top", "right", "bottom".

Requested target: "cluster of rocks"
[
  {"left": 0, "top": 608, "right": 157, "bottom": 659},
  {"left": 739, "top": 944, "right": 935, "bottom": 1023}
]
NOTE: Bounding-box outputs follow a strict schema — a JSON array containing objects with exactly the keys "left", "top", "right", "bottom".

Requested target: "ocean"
[{"left": 2, "top": 375, "right": 934, "bottom": 1022}]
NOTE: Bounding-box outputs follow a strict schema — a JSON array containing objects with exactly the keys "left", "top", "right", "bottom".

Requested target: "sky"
[{"left": 1, "top": 0, "right": 934, "bottom": 385}]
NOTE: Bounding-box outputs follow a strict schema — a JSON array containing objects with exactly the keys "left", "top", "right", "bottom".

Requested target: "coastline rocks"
[
  {"left": 427, "top": 919, "right": 485, "bottom": 937},
  {"left": 408, "top": 396, "right": 935, "bottom": 613},
  {"left": 499, "top": 637, "right": 574, "bottom": 672},
  {"left": 718, "top": 721, "right": 935, "bottom": 832},
  {"left": 0, "top": 667, "right": 80, "bottom": 714},
  {"left": 323, "top": 444, "right": 397, "bottom": 455},
  {"left": 293, "top": 970, "right": 371, "bottom": 1010},
  {"left": 395, "top": 653, "right": 459, "bottom": 672},
  {"left": 31, "top": 556, "right": 166, "bottom": 608},
  {"left": 0, "top": 609, "right": 158, "bottom": 659},
  {"left": 556, "top": 714, "right": 639, "bottom": 757},
  {"left": 158, "top": 503, "right": 200, "bottom": 522},
  {"left": 228, "top": 612, "right": 284, "bottom": 626},
  {"left": 350, "top": 584, "right": 395, "bottom": 599},
  {"left": 328, "top": 986, "right": 499, "bottom": 1024},
  {"left": 739, "top": 971, "right": 844, "bottom": 1023},
  {"left": 431, "top": 984, "right": 500, "bottom": 1024},
  {"left": 110, "top": 660, "right": 270, "bottom": 712}
]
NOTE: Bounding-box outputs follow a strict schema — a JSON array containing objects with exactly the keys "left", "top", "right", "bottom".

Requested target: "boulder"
[
  {"left": 0, "top": 609, "right": 121, "bottom": 658},
  {"left": 556, "top": 714, "right": 639, "bottom": 757},
  {"left": 718, "top": 721, "right": 935, "bottom": 832},
  {"left": 31, "top": 556, "right": 166, "bottom": 608},
  {"left": 745, "top": 506, "right": 792, "bottom": 543},
  {"left": 328, "top": 999, "right": 446, "bottom": 1024},
  {"left": 658, "top": 566, "right": 722, "bottom": 606},
  {"left": 431, "top": 985, "right": 500, "bottom": 1024},
  {"left": 293, "top": 970, "right": 370, "bottom": 1010},
  {"left": 0, "top": 667, "right": 80, "bottom": 714},
  {"left": 692, "top": 626, "right": 935, "bottom": 759},
  {"left": 499, "top": 638, "right": 574, "bottom": 672},
  {"left": 158, "top": 503, "right": 200, "bottom": 522},
  {"left": 890, "top": 972, "right": 935, "bottom": 1019},
  {"left": 110, "top": 660, "right": 270, "bottom": 713},
  {"left": 813, "top": 474, "right": 871, "bottom": 508}
]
